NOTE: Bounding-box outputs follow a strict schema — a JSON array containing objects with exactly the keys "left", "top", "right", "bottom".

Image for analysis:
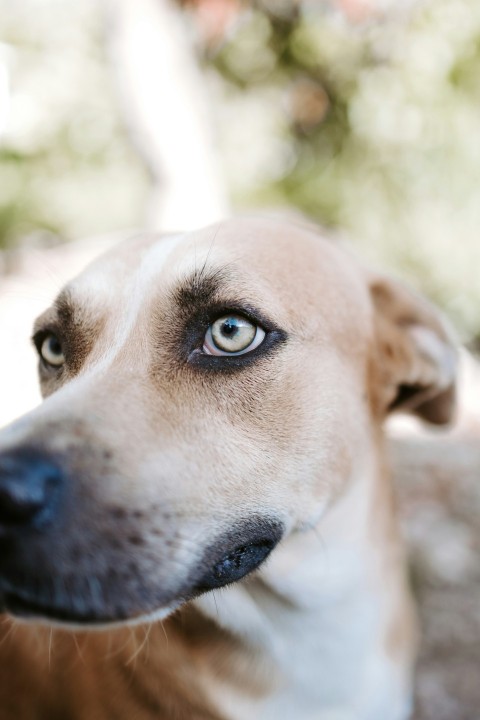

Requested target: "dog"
[{"left": 0, "top": 216, "right": 457, "bottom": 719}]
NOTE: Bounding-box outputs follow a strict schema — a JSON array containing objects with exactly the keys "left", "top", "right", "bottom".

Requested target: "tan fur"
[{"left": 0, "top": 216, "right": 457, "bottom": 719}]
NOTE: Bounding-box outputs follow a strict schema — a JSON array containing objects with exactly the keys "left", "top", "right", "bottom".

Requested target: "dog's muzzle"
[{"left": 0, "top": 442, "right": 284, "bottom": 627}]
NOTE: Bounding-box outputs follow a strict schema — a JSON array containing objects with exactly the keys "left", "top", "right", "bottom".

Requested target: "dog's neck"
[
  {"left": 0, "top": 436, "right": 414, "bottom": 720},
  {"left": 190, "top": 435, "right": 415, "bottom": 720}
]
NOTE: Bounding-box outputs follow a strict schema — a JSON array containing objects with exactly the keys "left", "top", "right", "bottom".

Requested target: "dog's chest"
[{"left": 196, "top": 583, "right": 408, "bottom": 720}]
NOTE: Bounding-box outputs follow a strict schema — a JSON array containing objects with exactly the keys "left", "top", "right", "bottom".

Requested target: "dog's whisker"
[
  {"left": 48, "top": 628, "right": 54, "bottom": 670},
  {"left": 104, "top": 630, "right": 134, "bottom": 661},
  {"left": 0, "top": 620, "right": 16, "bottom": 650},
  {"left": 126, "top": 627, "right": 145, "bottom": 667},
  {"left": 212, "top": 591, "right": 219, "bottom": 618},
  {"left": 198, "top": 221, "right": 222, "bottom": 281},
  {"left": 72, "top": 633, "right": 87, "bottom": 666},
  {"left": 144, "top": 622, "right": 153, "bottom": 663},
  {"left": 159, "top": 620, "right": 169, "bottom": 650}
]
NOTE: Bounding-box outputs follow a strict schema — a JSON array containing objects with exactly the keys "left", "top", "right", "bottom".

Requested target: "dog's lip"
[
  {"left": 2, "top": 590, "right": 119, "bottom": 625},
  {"left": 1, "top": 585, "right": 179, "bottom": 629},
  {"left": 0, "top": 580, "right": 178, "bottom": 628}
]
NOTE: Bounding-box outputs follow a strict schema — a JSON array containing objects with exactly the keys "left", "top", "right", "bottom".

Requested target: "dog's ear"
[{"left": 369, "top": 276, "right": 457, "bottom": 425}]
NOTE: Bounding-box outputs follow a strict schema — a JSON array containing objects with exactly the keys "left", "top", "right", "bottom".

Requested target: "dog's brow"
[
  {"left": 33, "top": 290, "right": 84, "bottom": 337},
  {"left": 171, "top": 267, "right": 232, "bottom": 310},
  {"left": 54, "top": 289, "right": 77, "bottom": 324},
  {"left": 33, "top": 288, "right": 104, "bottom": 374}
]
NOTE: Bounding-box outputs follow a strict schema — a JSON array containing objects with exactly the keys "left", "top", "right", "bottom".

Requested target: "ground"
[{"left": 392, "top": 430, "right": 480, "bottom": 720}]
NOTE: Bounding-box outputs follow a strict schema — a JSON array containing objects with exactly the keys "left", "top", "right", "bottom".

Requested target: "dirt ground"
[{"left": 391, "top": 432, "right": 480, "bottom": 720}]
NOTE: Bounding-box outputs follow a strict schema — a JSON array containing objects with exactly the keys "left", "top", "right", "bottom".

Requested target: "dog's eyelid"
[
  {"left": 202, "top": 302, "right": 278, "bottom": 334},
  {"left": 32, "top": 328, "right": 48, "bottom": 350},
  {"left": 32, "top": 325, "right": 60, "bottom": 350}
]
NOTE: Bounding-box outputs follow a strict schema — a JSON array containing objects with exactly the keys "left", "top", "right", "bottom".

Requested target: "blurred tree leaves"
[
  {"left": 0, "top": 0, "right": 148, "bottom": 251},
  {"left": 206, "top": 1, "right": 480, "bottom": 341},
  {"left": 1, "top": 0, "right": 480, "bottom": 341}
]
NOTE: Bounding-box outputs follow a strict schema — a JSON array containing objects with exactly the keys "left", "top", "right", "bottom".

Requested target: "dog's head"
[{"left": 0, "top": 217, "right": 456, "bottom": 626}]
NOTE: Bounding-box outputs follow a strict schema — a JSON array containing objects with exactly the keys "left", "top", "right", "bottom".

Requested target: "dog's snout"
[{"left": 0, "top": 450, "right": 62, "bottom": 532}]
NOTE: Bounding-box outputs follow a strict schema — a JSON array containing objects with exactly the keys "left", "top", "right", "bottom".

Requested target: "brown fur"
[{"left": 0, "top": 217, "right": 457, "bottom": 719}]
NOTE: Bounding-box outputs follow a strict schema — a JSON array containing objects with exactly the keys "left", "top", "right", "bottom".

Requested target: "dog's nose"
[{"left": 0, "top": 450, "right": 62, "bottom": 532}]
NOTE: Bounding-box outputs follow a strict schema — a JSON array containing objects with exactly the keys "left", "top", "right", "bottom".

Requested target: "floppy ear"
[{"left": 369, "top": 276, "right": 457, "bottom": 425}]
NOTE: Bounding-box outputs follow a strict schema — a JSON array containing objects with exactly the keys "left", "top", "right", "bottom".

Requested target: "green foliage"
[
  {"left": 0, "top": 0, "right": 148, "bottom": 251},
  {"left": 1, "top": 0, "right": 480, "bottom": 341},
  {"left": 211, "top": 2, "right": 480, "bottom": 341}
]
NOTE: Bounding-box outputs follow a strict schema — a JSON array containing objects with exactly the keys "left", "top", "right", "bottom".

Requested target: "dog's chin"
[{"left": 0, "top": 588, "right": 179, "bottom": 631}]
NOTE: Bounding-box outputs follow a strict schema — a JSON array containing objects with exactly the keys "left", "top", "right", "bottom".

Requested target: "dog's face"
[{"left": 0, "top": 217, "right": 456, "bottom": 626}]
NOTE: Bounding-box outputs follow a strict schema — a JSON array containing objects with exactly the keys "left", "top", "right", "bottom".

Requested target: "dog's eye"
[
  {"left": 203, "top": 315, "right": 266, "bottom": 356},
  {"left": 39, "top": 333, "right": 65, "bottom": 368}
]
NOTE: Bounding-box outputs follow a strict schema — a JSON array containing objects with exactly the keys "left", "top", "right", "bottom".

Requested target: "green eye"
[
  {"left": 40, "top": 334, "right": 65, "bottom": 368},
  {"left": 204, "top": 315, "right": 266, "bottom": 356}
]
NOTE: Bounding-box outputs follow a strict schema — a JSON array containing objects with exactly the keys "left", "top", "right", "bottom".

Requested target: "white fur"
[{"left": 195, "top": 461, "right": 411, "bottom": 720}]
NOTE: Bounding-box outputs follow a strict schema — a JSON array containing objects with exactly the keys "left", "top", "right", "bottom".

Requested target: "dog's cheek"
[
  {"left": 38, "top": 372, "right": 60, "bottom": 398},
  {"left": 38, "top": 369, "right": 72, "bottom": 399}
]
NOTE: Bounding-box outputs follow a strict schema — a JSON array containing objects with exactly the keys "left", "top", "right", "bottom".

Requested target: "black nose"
[{"left": 0, "top": 450, "right": 62, "bottom": 532}]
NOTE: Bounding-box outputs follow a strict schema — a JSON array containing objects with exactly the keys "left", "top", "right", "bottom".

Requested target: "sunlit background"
[
  {"left": 1, "top": 0, "right": 480, "bottom": 340},
  {"left": 1, "top": 2, "right": 480, "bottom": 717}
]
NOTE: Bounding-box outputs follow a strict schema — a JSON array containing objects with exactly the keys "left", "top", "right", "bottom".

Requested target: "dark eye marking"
[
  {"left": 32, "top": 289, "right": 105, "bottom": 377},
  {"left": 167, "top": 268, "right": 288, "bottom": 372},
  {"left": 171, "top": 267, "right": 231, "bottom": 314},
  {"left": 185, "top": 303, "right": 286, "bottom": 371}
]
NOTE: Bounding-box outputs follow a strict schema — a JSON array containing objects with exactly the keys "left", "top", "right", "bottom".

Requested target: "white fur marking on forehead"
[
  {"left": 63, "top": 233, "right": 185, "bottom": 381},
  {"left": 69, "top": 233, "right": 185, "bottom": 304},
  {"left": 106, "top": 233, "right": 185, "bottom": 353},
  {"left": 137, "top": 233, "right": 187, "bottom": 285}
]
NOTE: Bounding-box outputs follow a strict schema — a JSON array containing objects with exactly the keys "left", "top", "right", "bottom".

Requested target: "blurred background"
[
  {"left": 1, "top": 0, "right": 480, "bottom": 341},
  {"left": 1, "top": 1, "right": 480, "bottom": 717}
]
